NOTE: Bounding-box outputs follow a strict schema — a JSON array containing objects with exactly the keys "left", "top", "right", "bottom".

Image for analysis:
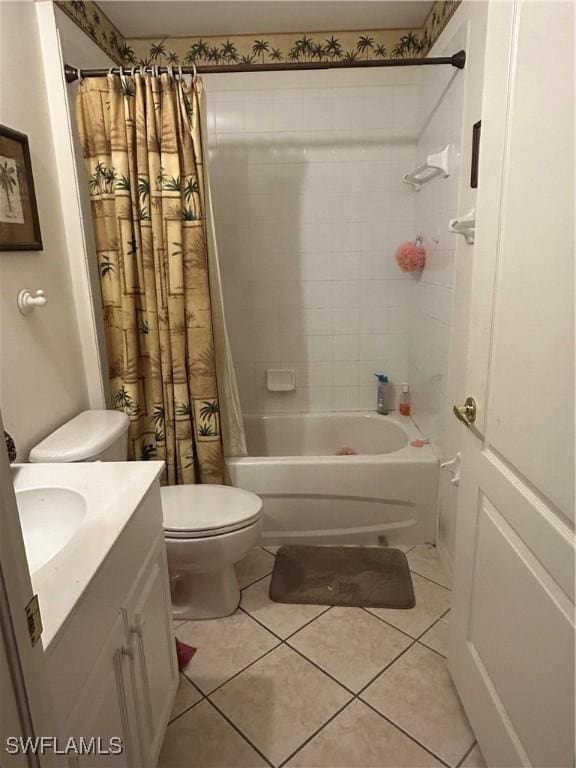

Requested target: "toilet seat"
[{"left": 161, "top": 484, "right": 262, "bottom": 539}]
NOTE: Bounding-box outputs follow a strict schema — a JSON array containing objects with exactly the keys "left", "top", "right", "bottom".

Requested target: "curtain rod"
[{"left": 64, "top": 50, "right": 465, "bottom": 82}]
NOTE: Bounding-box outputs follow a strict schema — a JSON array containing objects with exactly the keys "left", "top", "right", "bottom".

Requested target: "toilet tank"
[{"left": 29, "top": 410, "right": 130, "bottom": 463}]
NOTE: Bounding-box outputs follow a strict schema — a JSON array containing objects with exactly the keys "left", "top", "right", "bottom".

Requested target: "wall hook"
[
  {"left": 441, "top": 451, "right": 462, "bottom": 486},
  {"left": 17, "top": 289, "right": 48, "bottom": 316}
]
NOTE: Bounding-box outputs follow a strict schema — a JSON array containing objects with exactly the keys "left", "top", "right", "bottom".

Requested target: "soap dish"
[{"left": 266, "top": 369, "right": 295, "bottom": 392}]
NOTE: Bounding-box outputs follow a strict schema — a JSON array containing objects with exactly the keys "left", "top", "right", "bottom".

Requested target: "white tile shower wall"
[
  {"left": 203, "top": 69, "right": 420, "bottom": 413},
  {"left": 407, "top": 42, "right": 465, "bottom": 454},
  {"left": 408, "top": 4, "right": 488, "bottom": 561}
]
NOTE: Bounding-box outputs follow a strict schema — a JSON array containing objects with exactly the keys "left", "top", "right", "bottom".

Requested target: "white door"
[{"left": 449, "top": 2, "right": 575, "bottom": 767}]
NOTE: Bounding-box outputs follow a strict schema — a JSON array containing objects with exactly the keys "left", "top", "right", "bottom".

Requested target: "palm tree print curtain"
[{"left": 76, "top": 72, "right": 226, "bottom": 485}]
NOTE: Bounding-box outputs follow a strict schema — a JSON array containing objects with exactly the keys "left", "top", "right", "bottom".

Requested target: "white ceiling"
[{"left": 99, "top": 1, "right": 434, "bottom": 38}]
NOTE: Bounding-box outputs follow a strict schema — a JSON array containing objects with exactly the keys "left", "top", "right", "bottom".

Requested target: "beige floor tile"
[
  {"left": 178, "top": 611, "right": 279, "bottom": 694},
  {"left": 460, "top": 743, "right": 486, "bottom": 767},
  {"left": 420, "top": 616, "right": 450, "bottom": 657},
  {"left": 288, "top": 607, "right": 412, "bottom": 692},
  {"left": 286, "top": 699, "right": 444, "bottom": 767},
  {"left": 159, "top": 699, "right": 267, "bottom": 768},
  {"left": 360, "top": 643, "right": 474, "bottom": 767},
  {"left": 236, "top": 546, "right": 276, "bottom": 589},
  {"left": 407, "top": 546, "right": 452, "bottom": 589},
  {"left": 241, "top": 575, "right": 328, "bottom": 638},
  {"left": 211, "top": 644, "right": 352, "bottom": 766},
  {"left": 169, "top": 675, "right": 203, "bottom": 722},
  {"left": 366, "top": 572, "right": 451, "bottom": 638}
]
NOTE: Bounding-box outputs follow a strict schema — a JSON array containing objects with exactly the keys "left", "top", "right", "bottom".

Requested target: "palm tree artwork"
[
  {"left": 152, "top": 405, "right": 165, "bottom": 442},
  {"left": 325, "top": 36, "right": 343, "bottom": 59},
  {"left": 113, "top": 386, "right": 138, "bottom": 415},
  {"left": 311, "top": 43, "right": 326, "bottom": 61},
  {"left": 0, "top": 160, "right": 17, "bottom": 213},
  {"left": 150, "top": 39, "right": 167, "bottom": 61},
  {"left": 252, "top": 39, "right": 270, "bottom": 64},
  {"left": 99, "top": 255, "right": 114, "bottom": 277},
  {"left": 356, "top": 35, "right": 375, "bottom": 60},
  {"left": 184, "top": 177, "right": 199, "bottom": 218},
  {"left": 295, "top": 35, "right": 314, "bottom": 62},
  {"left": 221, "top": 39, "right": 239, "bottom": 63},
  {"left": 140, "top": 442, "right": 157, "bottom": 460},
  {"left": 207, "top": 46, "right": 222, "bottom": 64},
  {"left": 198, "top": 398, "right": 220, "bottom": 438}
]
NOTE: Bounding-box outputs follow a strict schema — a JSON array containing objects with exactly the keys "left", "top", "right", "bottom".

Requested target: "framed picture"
[{"left": 0, "top": 125, "right": 43, "bottom": 251}]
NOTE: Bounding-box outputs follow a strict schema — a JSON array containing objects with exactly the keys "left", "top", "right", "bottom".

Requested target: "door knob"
[{"left": 453, "top": 397, "right": 477, "bottom": 427}]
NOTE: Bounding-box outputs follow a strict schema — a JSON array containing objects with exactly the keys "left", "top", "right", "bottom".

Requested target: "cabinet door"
[
  {"left": 125, "top": 540, "right": 178, "bottom": 766},
  {"left": 64, "top": 613, "right": 141, "bottom": 768}
]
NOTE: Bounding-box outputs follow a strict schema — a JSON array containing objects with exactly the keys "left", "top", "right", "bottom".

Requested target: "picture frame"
[{"left": 0, "top": 125, "right": 43, "bottom": 251}]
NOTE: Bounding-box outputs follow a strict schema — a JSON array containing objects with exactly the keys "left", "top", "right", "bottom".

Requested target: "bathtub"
[{"left": 227, "top": 412, "right": 439, "bottom": 547}]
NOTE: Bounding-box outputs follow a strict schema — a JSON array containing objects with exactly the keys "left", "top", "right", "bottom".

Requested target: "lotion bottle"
[
  {"left": 399, "top": 383, "right": 411, "bottom": 416},
  {"left": 374, "top": 374, "right": 389, "bottom": 415}
]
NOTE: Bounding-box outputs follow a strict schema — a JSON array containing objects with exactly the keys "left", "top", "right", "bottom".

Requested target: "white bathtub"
[{"left": 227, "top": 412, "right": 439, "bottom": 546}]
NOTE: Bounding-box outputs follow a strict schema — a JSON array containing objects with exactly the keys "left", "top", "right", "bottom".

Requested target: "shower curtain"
[{"left": 76, "top": 71, "right": 246, "bottom": 485}]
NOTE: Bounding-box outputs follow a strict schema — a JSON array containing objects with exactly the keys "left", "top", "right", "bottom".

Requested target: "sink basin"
[{"left": 16, "top": 487, "right": 86, "bottom": 573}]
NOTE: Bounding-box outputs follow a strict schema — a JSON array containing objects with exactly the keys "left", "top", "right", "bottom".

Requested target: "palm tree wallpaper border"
[
  {"left": 56, "top": 1, "right": 131, "bottom": 64},
  {"left": 56, "top": 1, "right": 460, "bottom": 70}
]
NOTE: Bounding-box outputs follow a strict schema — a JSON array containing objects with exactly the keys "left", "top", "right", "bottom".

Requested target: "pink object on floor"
[
  {"left": 336, "top": 447, "right": 358, "bottom": 455},
  {"left": 395, "top": 240, "right": 426, "bottom": 271},
  {"left": 175, "top": 638, "right": 197, "bottom": 670}
]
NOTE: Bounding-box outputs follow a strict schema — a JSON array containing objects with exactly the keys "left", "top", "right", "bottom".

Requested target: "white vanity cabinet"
[
  {"left": 42, "top": 474, "right": 178, "bottom": 768},
  {"left": 65, "top": 612, "right": 140, "bottom": 767},
  {"left": 124, "top": 540, "right": 177, "bottom": 765}
]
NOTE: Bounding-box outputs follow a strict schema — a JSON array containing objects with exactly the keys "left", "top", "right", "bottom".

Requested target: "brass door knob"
[{"left": 453, "top": 397, "right": 477, "bottom": 427}]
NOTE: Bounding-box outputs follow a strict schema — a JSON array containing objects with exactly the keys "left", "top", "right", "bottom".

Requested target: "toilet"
[
  {"left": 29, "top": 410, "right": 263, "bottom": 620},
  {"left": 162, "top": 485, "right": 262, "bottom": 620}
]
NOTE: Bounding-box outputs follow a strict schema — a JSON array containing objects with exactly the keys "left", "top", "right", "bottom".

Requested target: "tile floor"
[{"left": 161, "top": 544, "right": 486, "bottom": 768}]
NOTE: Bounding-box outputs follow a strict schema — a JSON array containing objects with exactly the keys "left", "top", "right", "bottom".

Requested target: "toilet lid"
[{"left": 161, "top": 484, "right": 262, "bottom": 537}]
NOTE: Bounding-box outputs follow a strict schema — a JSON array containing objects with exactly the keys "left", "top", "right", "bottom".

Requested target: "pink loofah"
[{"left": 395, "top": 240, "right": 426, "bottom": 272}]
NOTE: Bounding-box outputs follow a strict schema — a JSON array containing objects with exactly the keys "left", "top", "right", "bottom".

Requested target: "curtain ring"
[
  {"left": 130, "top": 66, "right": 136, "bottom": 76},
  {"left": 191, "top": 61, "right": 198, "bottom": 84},
  {"left": 72, "top": 64, "right": 83, "bottom": 81},
  {"left": 177, "top": 64, "right": 183, "bottom": 80}
]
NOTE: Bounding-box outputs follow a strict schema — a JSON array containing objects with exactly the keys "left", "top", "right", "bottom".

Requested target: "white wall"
[
  {"left": 0, "top": 0, "right": 89, "bottom": 457},
  {"left": 408, "top": 1, "right": 488, "bottom": 560},
  {"left": 204, "top": 69, "right": 420, "bottom": 413},
  {"left": 36, "top": 2, "right": 113, "bottom": 409}
]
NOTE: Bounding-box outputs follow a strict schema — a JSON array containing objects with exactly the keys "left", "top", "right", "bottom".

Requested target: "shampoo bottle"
[{"left": 374, "top": 374, "right": 389, "bottom": 415}]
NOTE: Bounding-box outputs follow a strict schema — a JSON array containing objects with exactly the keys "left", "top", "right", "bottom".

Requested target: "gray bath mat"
[{"left": 269, "top": 545, "right": 415, "bottom": 609}]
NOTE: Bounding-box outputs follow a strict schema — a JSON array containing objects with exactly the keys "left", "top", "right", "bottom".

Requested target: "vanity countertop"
[{"left": 12, "top": 461, "right": 164, "bottom": 649}]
